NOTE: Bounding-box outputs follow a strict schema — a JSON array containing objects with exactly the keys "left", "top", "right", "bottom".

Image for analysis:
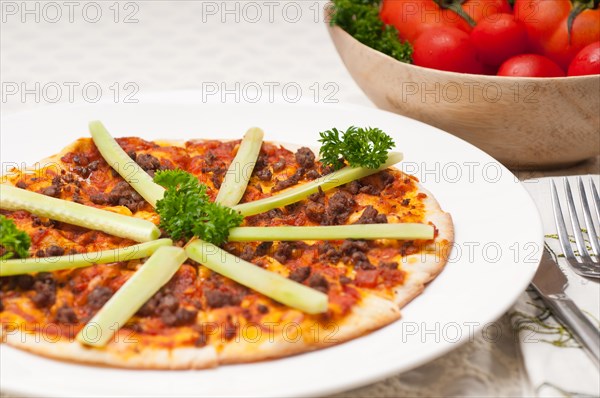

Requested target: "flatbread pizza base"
[
  {"left": 0, "top": 328, "right": 219, "bottom": 369},
  {"left": 393, "top": 188, "right": 454, "bottom": 308},
  {"left": 0, "top": 293, "right": 398, "bottom": 369},
  {"left": 217, "top": 294, "right": 400, "bottom": 365},
  {"left": 1, "top": 137, "right": 453, "bottom": 369}
]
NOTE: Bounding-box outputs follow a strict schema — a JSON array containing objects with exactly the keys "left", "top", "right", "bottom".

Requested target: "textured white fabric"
[
  {"left": 515, "top": 176, "right": 600, "bottom": 398},
  {"left": 1, "top": 2, "right": 599, "bottom": 397}
]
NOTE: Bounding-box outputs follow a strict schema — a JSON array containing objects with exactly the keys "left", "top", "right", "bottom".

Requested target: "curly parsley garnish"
[
  {"left": 154, "top": 170, "right": 243, "bottom": 245},
  {"left": 0, "top": 214, "right": 31, "bottom": 260},
  {"left": 329, "top": 0, "right": 413, "bottom": 63},
  {"left": 318, "top": 126, "right": 395, "bottom": 170}
]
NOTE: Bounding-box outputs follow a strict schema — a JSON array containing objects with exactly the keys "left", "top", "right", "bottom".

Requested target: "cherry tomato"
[
  {"left": 514, "top": 0, "right": 600, "bottom": 69},
  {"left": 413, "top": 27, "right": 483, "bottom": 73},
  {"left": 497, "top": 54, "right": 566, "bottom": 77},
  {"left": 381, "top": 0, "right": 512, "bottom": 43},
  {"left": 568, "top": 42, "right": 600, "bottom": 76},
  {"left": 470, "top": 13, "right": 528, "bottom": 66}
]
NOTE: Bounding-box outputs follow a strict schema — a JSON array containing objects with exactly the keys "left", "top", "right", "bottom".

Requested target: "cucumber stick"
[
  {"left": 232, "top": 152, "right": 403, "bottom": 216},
  {"left": 89, "top": 121, "right": 165, "bottom": 208},
  {"left": 77, "top": 246, "right": 186, "bottom": 347},
  {"left": 0, "top": 239, "right": 172, "bottom": 276},
  {"left": 197, "top": 129, "right": 329, "bottom": 314},
  {"left": 0, "top": 185, "right": 160, "bottom": 242},
  {"left": 186, "top": 240, "right": 328, "bottom": 314},
  {"left": 215, "top": 128, "right": 264, "bottom": 207},
  {"left": 228, "top": 223, "right": 433, "bottom": 242}
]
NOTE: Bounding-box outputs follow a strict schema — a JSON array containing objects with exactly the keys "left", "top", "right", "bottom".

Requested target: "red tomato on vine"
[
  {"left": 380, "top": 0, "right": 512, "bottom": 43},
  {"left": 498, "top": 54, "right": 566, "bottom": 77},
  {"left": 514, "top": 0, "right": 600, "bottom": 69},
  {"left": 470, "top": 13, "right": 529, "bottom": 66},
  {"left": 568, "top": 41, "right": 600, "bottom": 75},
  {"left": 413, "top": 26, "right": 483, "bottom": 73}
]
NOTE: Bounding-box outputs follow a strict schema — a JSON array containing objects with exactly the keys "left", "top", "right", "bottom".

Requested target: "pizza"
[{"left": 0, "top": 135, "right": 453, "bottom": 369}]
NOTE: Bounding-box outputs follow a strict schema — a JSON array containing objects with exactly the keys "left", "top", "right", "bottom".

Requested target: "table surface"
[{"left": 1, "top": 2, "right": 598, "bottom": 397}]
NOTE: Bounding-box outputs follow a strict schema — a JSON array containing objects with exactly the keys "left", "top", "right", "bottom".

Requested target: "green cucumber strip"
[
  {"left": 0, "top": 185, "right": 160, "bottom": 242},
  {"left": 228, "top": 223, "right": 433, "bottom": 242},
  {"left": 0, "top": 239, "right": 172, "bottom": 276},
  {"left": 186, "top": 240, "right": 328, "bottom": 314},
  {"left": 215, "top": 128, "right": 264, "bottom": 207},
  {"left": 232, "top": 152, "right": 403, "bottom": 216},
  {"left": 77, "top": 246, "right": 186, "bottom": 347},
  {"left": 89, "top": 120, "right": 165, "bottom": 208}
]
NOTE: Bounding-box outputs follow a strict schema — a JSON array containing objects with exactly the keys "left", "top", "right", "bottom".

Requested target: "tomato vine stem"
[
  {"left": 568, "top": 0, "right": 599, "bottom": 44},
  {"left": 433, "top": 0, "right": 477, "bottom": 28}
]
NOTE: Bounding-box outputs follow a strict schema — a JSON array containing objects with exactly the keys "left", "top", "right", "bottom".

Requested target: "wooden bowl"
[{"left": 328, "top": 26, "right": 600, "bottom": 169}]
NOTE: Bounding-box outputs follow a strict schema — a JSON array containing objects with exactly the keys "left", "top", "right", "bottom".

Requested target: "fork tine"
[
  {"left": 551, "top": 180, "right": 577, "bottom": 260},
  {"left": 590, "top": 178, "right": 600, "bottom": 226},
  {"left": 579, "top": 177, "right": 600, "bottom": 257},
  {"left": 563, "top": 178, "right": 592, "bottom": 261}
]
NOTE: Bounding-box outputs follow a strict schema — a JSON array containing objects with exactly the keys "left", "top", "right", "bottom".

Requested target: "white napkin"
[{"left": 511, "top": 175, "right": 600, "bottom": 397}]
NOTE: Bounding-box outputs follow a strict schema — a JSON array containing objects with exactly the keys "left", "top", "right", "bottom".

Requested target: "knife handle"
[{"left": 544, "top": 294, "right": 600, "bottom": 369}]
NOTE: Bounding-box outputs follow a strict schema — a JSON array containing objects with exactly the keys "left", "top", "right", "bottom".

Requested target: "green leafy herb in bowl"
[{"left": 329, "top": 0, "right": 413, "bottom": 63}]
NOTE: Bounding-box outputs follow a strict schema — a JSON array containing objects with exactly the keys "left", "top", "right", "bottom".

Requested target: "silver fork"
[{"left": 550, "top": 177, "right": 600, "bottom": 279}]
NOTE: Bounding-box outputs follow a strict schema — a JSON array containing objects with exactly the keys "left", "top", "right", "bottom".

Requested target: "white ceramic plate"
[{"left": 0, "top": 97, "right": 543, "bottom": 397}]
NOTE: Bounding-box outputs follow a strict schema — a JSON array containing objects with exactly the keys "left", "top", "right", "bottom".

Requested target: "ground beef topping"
[
  {"left": 305, "top": 169, "right": 320, "bottom": 180},
  {"left": 288, "top": 266, "right": 311, "bottom": 283},
  {"left": 41, "top": 185, "right": 61, "bottom": 198},
  {"left": 239, "top": 246, "right": 254, "bottom": 261},
  {"left": 87, "top": 286, "right": 113, "bottom": 310},
  {"left": 272, "top": 158, "right": 286, "bottom": 172},
  {"left": 257, "top": 304, "right": 269, "bottom": 314},
  {"left": 307, "top": 273, "right": 329, "bottom": 293},
  {"left": 161, "top": 307, "right": 198, "bottom": 327},
  {"left": 106, "top": 181, "right": 145, "bottom": 212},
  {"left": 323, "top": 191, "right": 355, "bottom": 225},
  {"left": 136, "top": 153, "right": 162, "bottom": 175},
  {"left": 56, "top": 305, "right": 78, "bottom": 324},
  {"left": 45, "top": 245, "right": 65, "bottom": 257},
  {"left": 306, "top": 200, "right": 326, "bottom": 223},
  {"left": 354, "top": 205, "right": 388, "bottom": 224},
  {"left": 138, "top": 290, "right": 176, "bottom": 316},
  {"left": 274, "top": 242, "right": 295, "bottom": 264},
  {"left": 345, "top": 171, "right": 395, "bottom": 195},
  {"left": 255, "top": 241, "right": 273, "bottom": 257},
  {"left": 256, "top": 168, "right": 272, "bottom": 181},
  {"left": 31, "top": 273, "right": 56, "bottom": 308},
  {"left": 204, "top": 289, "right": 242, "bottom": 309},
  {"left": 318, "top": 242, "right": 342, "bottom": 263},
  {"left": 295, "top": 147, "right": 316, "bottom": 169},
  {"left": 272, "top": 168, "right": 304, "bottom": 192},
  {"left": 254, "top": 153, "right": 268, "bottom": 171},
  {"left": 208, "top": 167, "right": 226, "bottom": 189},
  {"left": 340, "top": 240, "right": 375, "bottom": 270}
]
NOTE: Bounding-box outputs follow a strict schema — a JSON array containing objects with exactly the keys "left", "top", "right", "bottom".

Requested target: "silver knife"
[{"left": 532, "top": 248, "right": 600, "bottom": 368}]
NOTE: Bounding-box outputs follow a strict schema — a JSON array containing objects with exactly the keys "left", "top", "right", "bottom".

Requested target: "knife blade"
[{"left": 532, "top": 248, "right": 600, "bottom": 368}]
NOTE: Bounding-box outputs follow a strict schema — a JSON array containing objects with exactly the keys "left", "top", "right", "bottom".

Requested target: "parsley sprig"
[
  {"left": 154, "top": 170, "right": 243, "bottom": 245},
  {"left": 329, "top": 0, "right": 413, "bottom": 63},
  {"left": 0, "top": 214, "right": 31, "bottom": 260},
  {"left": 318, "top": 126, "right": 395, "bottom": 170}
]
